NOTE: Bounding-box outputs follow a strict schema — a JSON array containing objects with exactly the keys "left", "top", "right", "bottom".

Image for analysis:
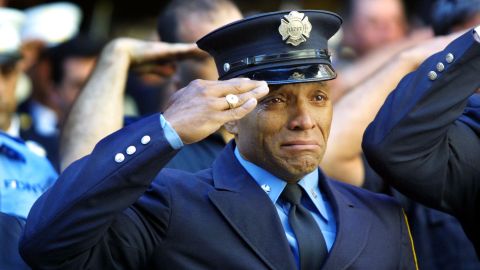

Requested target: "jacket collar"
[{"left": 210, "top": 142, "right": 371, "bottom": 270}]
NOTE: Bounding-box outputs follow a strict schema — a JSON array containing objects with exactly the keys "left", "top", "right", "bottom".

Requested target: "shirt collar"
[
  {"left": 234, "top": 147, "right": 330, "bottom": 221},
  {"left": 0, "top": 131, "right": 26, "bottom": 162}
]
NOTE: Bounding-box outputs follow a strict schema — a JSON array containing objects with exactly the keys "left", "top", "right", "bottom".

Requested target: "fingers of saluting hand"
[
  {"left": 139, "top": 42, "right": 208, "bottom": 61},
  {"left": 204, "top": 79, "right": 269, "bottom": 111},
  {"left": 178, "top": 78, "right": 268, "bottom": 109},
  {"left": 200, "top": 78, "right": 269, "bottom": 97},
  {"left": 112, "top": 38, "right": 207, "bottom": 64},
  {"left": 163, "top": 78, "right": 268, "bottom": 144}
]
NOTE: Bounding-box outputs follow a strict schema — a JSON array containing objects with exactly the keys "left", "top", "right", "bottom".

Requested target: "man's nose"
[{"left": 287, "top": 103, "right": 315, "bottom": 130}]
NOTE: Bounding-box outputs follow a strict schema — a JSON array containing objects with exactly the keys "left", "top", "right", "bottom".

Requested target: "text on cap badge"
[{"left": 278, "top": 11, "right": 312, "bottom": 46}]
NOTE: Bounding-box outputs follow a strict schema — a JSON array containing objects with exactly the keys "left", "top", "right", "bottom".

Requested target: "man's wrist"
[{"left": 101, "top": 39, "right": 132, "bottom": 67}]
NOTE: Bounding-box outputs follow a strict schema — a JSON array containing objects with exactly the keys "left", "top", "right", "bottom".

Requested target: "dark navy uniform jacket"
[
  {"left": 363, "top": 29, "right": 480, "bottom": 256},
  {"left": 0, "top": 212, "right": 29, "bottom": 270},
  {"left": 20, "top": 114, "right": 417, "bottom": 269},
  {"left": 362, "top": 155, "right": 480, "bottom": 269}
]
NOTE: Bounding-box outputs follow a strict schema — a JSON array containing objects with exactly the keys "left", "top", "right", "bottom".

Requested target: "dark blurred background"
[{"left": 4, "top": 0, "right": 436, "bottom": 40}]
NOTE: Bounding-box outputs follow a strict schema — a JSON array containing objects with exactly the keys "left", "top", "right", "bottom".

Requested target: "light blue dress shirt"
[
  {"left": 160, "top": 114, "right": 337, "bottom": 266},
  {"left": 160, "top": 115, "right": 184, "bottom": 149},
  {"left": 234, "top": 148, "right": 336, "bottom": 265},
  {"left": 0, "top": 132, "right": 57, "bottom": 218}
]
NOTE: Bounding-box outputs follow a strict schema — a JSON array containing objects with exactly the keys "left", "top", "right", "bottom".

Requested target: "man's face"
[
  {"left": 56, "top": 56, "right": 96, "bottom": 112},
  {"left": 174, "top": 8, "right": 243, "bottom": 88},
  {"left": 347, "top": 0, "right": 407, "bottom": 55},
  {"left": 0, "top": 60, "right": 21, "bottom": 131},
  {"left": 232, "top": 81, "right": 332, "bottom": 182}
]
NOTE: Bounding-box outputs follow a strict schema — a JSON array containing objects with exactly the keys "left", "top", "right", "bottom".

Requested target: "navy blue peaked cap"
[{"left": 197, "top": 10, "right": 342, "bottom": 84}]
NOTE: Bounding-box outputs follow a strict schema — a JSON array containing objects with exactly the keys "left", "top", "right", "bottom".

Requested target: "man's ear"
[{"left": 223, "top": 120, "right": 238, "bottom": 135}]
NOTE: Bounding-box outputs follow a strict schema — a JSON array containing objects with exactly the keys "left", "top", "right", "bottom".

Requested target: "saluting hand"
[
  {"left": 163, "top": 78, "right": 269, "bottom": 144},
  {"left": 102, "top": 38, "right": 207, "bottom": 76}
]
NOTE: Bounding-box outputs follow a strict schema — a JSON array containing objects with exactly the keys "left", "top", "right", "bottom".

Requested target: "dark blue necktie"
[{"left": 282, "top": 183, "right": 328, "bottom": 269}]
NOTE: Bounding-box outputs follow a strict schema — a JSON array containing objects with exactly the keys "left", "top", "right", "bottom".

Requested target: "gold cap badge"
[{"left": 278, "top": 11, "right": 312, "bottom": 46}]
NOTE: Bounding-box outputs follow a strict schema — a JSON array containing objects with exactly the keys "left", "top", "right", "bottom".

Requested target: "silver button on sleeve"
[
  {"left": 126, "top": 146, "right": 136, "bottom": 155},
  {"left": 141, "top": 135, "right": 151, "bottom": 145},
  {"left": 428, "top": 71, "right": 438, "bottom": 81},
  {"left": 115, "top": 153, "right": 125, "bottom": 163}
]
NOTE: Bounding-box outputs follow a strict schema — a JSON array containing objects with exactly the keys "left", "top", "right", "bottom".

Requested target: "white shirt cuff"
[{"left": 474, "top": 25, "right": 480, "bottom": 43}]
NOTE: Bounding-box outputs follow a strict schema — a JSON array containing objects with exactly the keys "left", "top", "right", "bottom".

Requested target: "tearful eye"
[
  {"left": 270, "top": 97, "right": 283, "bottom": 103},
  {"left": 314, "top": 94, "right": 327, "bottom": 102},
  {"left": 263, "top": 96, "right": 284, "bottom": 105}
]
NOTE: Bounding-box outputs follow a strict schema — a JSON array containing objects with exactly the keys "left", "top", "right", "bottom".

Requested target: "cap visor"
[{"left": 231, "top": 63, "right": 336, "bottom": 84}]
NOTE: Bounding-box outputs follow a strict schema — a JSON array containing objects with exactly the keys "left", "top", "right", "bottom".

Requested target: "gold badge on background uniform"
[{"left": 278, "top": 11, "right": 312, "bottom": 46}]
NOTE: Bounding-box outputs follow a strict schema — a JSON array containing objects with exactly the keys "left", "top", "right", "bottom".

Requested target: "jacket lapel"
[
  {"left": 209, "top": 143, "right": 297, "bottom": 270},
  {"left": 320, "top": 178, "right": 372, "bottom": 270}
]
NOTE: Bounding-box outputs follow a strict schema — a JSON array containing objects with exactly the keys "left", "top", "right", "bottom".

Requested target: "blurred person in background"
[
  {"left": 322, "top": 31, "right": 480, "bottom": 269},
  {"left": 0, "top": 9, "right": 28, "bottom": 136},
  {"left": 60, "top": 0, "right": 242, "bottom": 172},
  {"left": 362, "top": 0, "right": 480, "bottom": 260},
  {"left": 20, "top": 2, "right": 82, "bottom": 118},
  {"left": 363, "top": 23, "right": 480, "bottom": 259},
  {"left": 431, "top": 0, "right": 480, "bottom": 36},
  {"left": 0, "top": 7, "right": 57, "bottom": 220},
  {"left": 17, "top": 2, "right": 83, "bottom": 170},
  {"left": 18, "top": 35, "right": 104, "bottom": 171},
  {"left": 340, "top": 0, "right": 407, "bottom": 59},
  {"left": 157, "top": 0, "right": 241, "bottom": 89},
  {"left": 330, "top": 0, "right": 432, "bottom": 102},
  {"left": 126, "top": 0, "right": 244, "bottom": 116},
  {"left": 322, "top": 0, "right": 480, "bottom": 267}
]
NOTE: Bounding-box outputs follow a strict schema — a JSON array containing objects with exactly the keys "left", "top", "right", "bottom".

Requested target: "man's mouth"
[{"left": 281, "top": 140, "right": 320, "bottom": 150}]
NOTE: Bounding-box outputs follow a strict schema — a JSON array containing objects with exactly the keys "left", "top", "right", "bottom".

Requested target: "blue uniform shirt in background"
[{"left": 0, "top": 132, "right": 57, "bottom": 218}]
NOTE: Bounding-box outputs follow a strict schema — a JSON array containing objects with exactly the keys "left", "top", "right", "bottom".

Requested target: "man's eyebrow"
[
  {"left": 267, "top": 84, "right": 281, "bottom": 92},
  {"left": 316, "top": 81, "right": 327, "bottom": 88},
  {"left": 316, "top": 82, "right": 331, "bottom": 91}
]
